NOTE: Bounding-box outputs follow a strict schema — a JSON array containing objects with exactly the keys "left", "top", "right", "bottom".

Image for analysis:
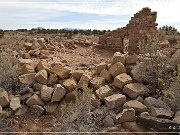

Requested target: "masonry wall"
[{"left": 99, "top": 7, "right": 158, "bottom": 54}]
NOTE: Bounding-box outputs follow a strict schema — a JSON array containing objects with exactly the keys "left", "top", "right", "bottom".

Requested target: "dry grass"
[
  {"left": 0, "top": 47, "right": 20, "bottom": 91},
  {"left": 72, "top": 34, "right": 99, "bottom": 43}
]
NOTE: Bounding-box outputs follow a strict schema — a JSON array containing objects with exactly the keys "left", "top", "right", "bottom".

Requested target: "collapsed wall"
[{"left": 99, "top": 7, "right": 158, "bottom": 54}]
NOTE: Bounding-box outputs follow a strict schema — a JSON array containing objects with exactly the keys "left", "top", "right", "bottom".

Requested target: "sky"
[{"left": 0, "top": 0, "right": 180, "bottom": 30}]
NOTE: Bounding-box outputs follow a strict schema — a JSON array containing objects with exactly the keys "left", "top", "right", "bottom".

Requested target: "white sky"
[{"left": 0, "top": 0, "right": 179, "bottom": 30}]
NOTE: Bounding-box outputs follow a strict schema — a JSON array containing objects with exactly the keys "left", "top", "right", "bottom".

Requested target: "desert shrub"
[
  {"left": 0, "top": 51, "right": 20, "bottom": 91},
  {"left": 168, "top": 37, "right": 178, "bottom": 45},
  {"left": 159, "top": 25, "right": 179, "bottom": 34},
  {"left": 53, "top": 87, "right": 108, "bottom": 132},
  {"left": 0, "top": 29, "right": 4, "bottom": 38}
]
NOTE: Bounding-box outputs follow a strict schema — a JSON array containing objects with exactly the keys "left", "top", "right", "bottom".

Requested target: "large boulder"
[
  {"left": 63, "top": 78, "right": 77, "bottom": 91},
  {"left": 151, "top": 107, "right": 173, "bottom": 119},
  {"left": 112, "top": 52, "right": 126, "bottom": 65},
  {"left": 40, "top": 85, "right": 54, "bottom": 101},
  {"left": 123, "top": 100, "right": 147, "bottom": 113},
  {"left": 116, "top": 108, "right": 136, "bottom": 123},
  {"left": 113, "top": 73, "right": 133, "bottom": 89},
  {"left": 102, "top": 115, "right": 114, "bottom": 127},
  {"left": 109, "top": 62, "right": 126, "bottom": 78},
  {"left": 123, "top": 83, "right": 149, "bottom": 99},
  {"left": 10, "top": 97, "right": 21, "bottom": 111},
  {"left": 104, "top": 94, "right": 126, "bottom": 109},
  {"left": 51, "top": 84, "right": 66, "bottom": 102},
  {"left": 50, "top": 64, "right": 71, "bottom": 79},
  {"left": 90, "top": 77, "right": 106, "bottom": 90},
  {"left": 26, "top": 94, "right": 44, "bottom": 107},
  {"left": 33, "top": 82, "right": 43, "bottom": 91},
  {"left": 19, "top": 73, "right": 36, "bottom": 85},
  {"left": 0, "top": 90, "right": 9, "bottom": 107},
  {"left": 95, "top": 85, "right": 113, "bottom": 100},
  {"left": 34, "top": 70, "right": 48, "bottom": 85},
  {"left": 100, "top": 69, "right": 113, "bottom": 83}
]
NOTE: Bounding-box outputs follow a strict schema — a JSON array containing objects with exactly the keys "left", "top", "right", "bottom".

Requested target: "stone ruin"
[{"left": 99, "top": 7, "right": 158, "bottom": 54}]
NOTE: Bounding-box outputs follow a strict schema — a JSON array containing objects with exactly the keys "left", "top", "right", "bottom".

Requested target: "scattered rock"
[
  {"left": 173, "top": 111, "right": 180, "bottom": 125},
  {"left": 36, "top": 61, "right": 50, "bottom": 73},
  {"left": 10, "top": 97, "right": 21, "bottom": 111},
  {"left": 19, "top": 58, "right": 33, "bottom": 66},
  {"left": 63, "top": 78, "right": 77, "bottom": 91},
  {"left": 123, "top": 83, "right": 149, "bottom": 99},
  {"left": 15, "top": 105, "right": 28, "bottom": 116},
  {"left": 51, "top": 84, "right": 66, "bottom": 102},
  {"left": 41, "top": 85, "right": 54, "bottom": 101},
  {"left": 19, "top": 73, "right": 36, "bottom": 85},
  {"left": 44, "top": 102, "right": 59, "bottom": 113},
  {"left": 123, "top": 100, "right": 147, "bottom": 113},
  {"left": 95, "top": 62, "right": 108, "bottom": 74},
  {"left": 70, "top": 70, "right": 84, "bottom": 82},
  {"left": 90, "top": 77, "right": 106, "bottom": 90},
  {"left": 125, "top": 54, "right": 138, "bottom": 64},
  {"left": 122, "top": 122, "right": 149, "bottom": 133},
  {"left": 51, "top": 64, "right": 71, "bottom": 79},
  {"left": 0, "top": 105, "right": 2, "bottom": 114},
  {"left": 33, "top": 82, "right": 43, "bottom": 91},
  {"left": 91, "top": 94, "right": 101, "bottom": 108},
  {"left": 29, "top": 105, "right": 44, "bottom": 117},
  {"left": 102, "top": 115, "right": 114, "bottom": 127},
  {"left": 21, "top": 64, "right": 35, "bottom": 75},
  {"left": 100, "top": 69, "right": 113, "bottom": 83},
  {"left": 78, "top": 74, "right": 91, "bottom": 89},
  {"left": 104, "top": 94, "right": 126, "bottom": 109},
  {"left": 109, "top": 62, "right": 126, "bottom": 78},
  {"left": 26, "top": 94, "right": 44, "bottom": 107},
  {"left": 113, "top": 73, "right": 133, "bottom": 89},
  {"left": 95, "top": 85, "right": 113, "bottom": 100},
  {"left": 116, "top": 108, "right": 136, "bottom": 123},
  {"left": 47, "top": 73, "right": 58, "bottom": 87},
  {"left": 24, "top": 42, "right": 32, "bottom": 50},
  {"left": 34, "top": 69, "right": 48, "bottom": 85},
  {"left": 112, "top": 52, "right": 126, "bottom": 64},
  {"left": 0, "top": 90, "right": 10, "bottom": 107},
  {"left": 64, "top": 91, "right": 76, "bottom": 103},
  {"left": 151, "top": 107, "right": 173, "bottom": 119}
]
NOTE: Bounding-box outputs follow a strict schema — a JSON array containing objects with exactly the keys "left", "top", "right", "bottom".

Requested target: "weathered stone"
[
  {"left": 47, "top": 73, "right": 58, "bottom": 87},
  {"left": 26, "top": 94, "right": 44, "bottom": 107},
  {"left": 173, "top": 111, "right": 180, "bottom": 125},
  {"left": 24, "top": 42, "right": 32, "bottom": 50},
  {"left": 33, "top": 82, "right": 43, "bottom": 91},
  {"left": 137, "top": 115, "right": 178, "bottom": 132},
  {"left": 19, "top": 73, "right": 36, "bottom": 85},
  {"left": 35, "top": 69, "right": 48, "bottom": 85},
  {"left": 51, "top": 64, "right": 71, "bottom": 79},
  {"left": 31, "top": 40, "right": 41, "bottom": 50},
  {"left": 109, "top": 62, "right": 126, "bottom": 78},
  {"left": 113, "top": 73, "right": 133, "bottom": 89},
  {"left": 20, "top": 92, "right": 32, "bottom": 101},
  {"left": 123, "top": 83, "right": 149, "bottom": 99},
  {"left": 95, "top": 85, "right": 113, "bottom": 100},
  {"left": 51, "top": 84, "right": 66, "bottom": 102},
  {"left": 36, "top": 61, "right": 50, "bottom": 72},
  {"left": 90, "top": 77, "right": 106, "bottom": 90},
  {"left": 143, "top": 97, "right": 171, "bottom": 111},
  {"left": 102, "top": 115, "right": 114, "bottom": 127},
  {"left": 70, "top": 70, "right": 84, "bottom": 82},
  {"left": 112, "top": 52, "right": 126, "bottom": 64},
  {"left": 100, "top": 69, "right": 113, "bottom": 83},
  {"left": 10, "top": 97, "right": 21, "bottom": 111},
  {"left": 0, "top": 90, "right": 9, "bottom": 107},
  {"left": 104, "top": 94, "right": 126, "bottom": 109},
  {"left": 21, "top": 64, "right": 35, "bottom": 75},
  {"left": 41, "top": 85, "right": 54, "bottom": 101},
  {"left": 29, "top": 105, "right": 44, "bottom": 117},
  {"left": 21, "top": 53, "right": 31, "bottom": 59},
  {"left": 77, "top": 74, "right": 91, "bottom": 89},
  {"left": 15, "top": 105, "right": 28, "bottom": 116},
  {"left": 91, "top": 94, "right": 101, "bottom": 108},
  {"left": 19, "top": 59, "right": 33, "bottom": 66},
  {"left": 116, "top": 108, "right": 136, "bottom": 123},
  {"left": 95, "top": 62, "right": 108, "bottom": 74},
  {"left": 64, "top": 91, "right": 76, "bottom": 103},
  {"left": 44, "top": 102, "right": 59, "bottom": 113},
  {"left": 125, "top": 54, "right": 138, "bottom": 64},
  {"left": 63, "top": 78, "right": 77, "bottom": 91},
  {"left": 0, "top": 105, "right": 2, "bottom": 114},
  {"left": 140, "top": 112, "right": 150, "bottom": 117},
  {"left": 123, "top": 100, "right": 147, "bottom": 113},
  {"left": 151, "top": 107, "right": 173, "bottom": 119}
]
